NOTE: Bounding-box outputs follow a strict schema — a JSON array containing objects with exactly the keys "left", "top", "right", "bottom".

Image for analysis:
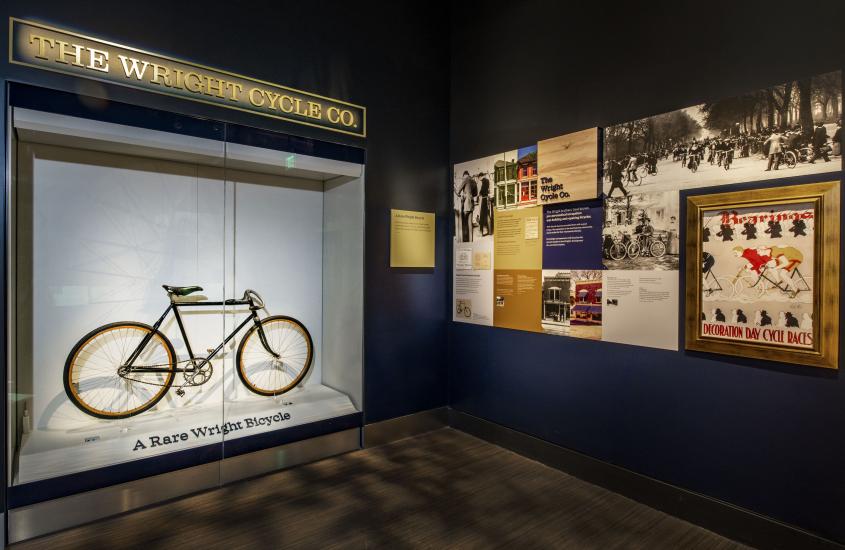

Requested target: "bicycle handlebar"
[
  {"left": 244, "top": 289, "right": 265, "bottom": 309},
  {"left": 223, "top": 289, "right": 265, "bottom": 309}
]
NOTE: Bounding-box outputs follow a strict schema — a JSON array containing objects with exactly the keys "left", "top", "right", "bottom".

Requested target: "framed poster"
[{"left": 685, "top": 181, "right": 839, "bottom": 369}]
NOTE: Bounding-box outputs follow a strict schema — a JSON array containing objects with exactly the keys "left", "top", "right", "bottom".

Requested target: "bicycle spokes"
[
  {"left": 65, "top": 324, "right": 174, "bottom": 418},
  {"left": 237, "top": 317, "right": 313, "bottom": 396}
]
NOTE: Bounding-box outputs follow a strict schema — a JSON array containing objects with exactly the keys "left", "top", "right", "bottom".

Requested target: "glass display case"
[{"left": 6, "top": 84, "right": 364, "bottom": 540}]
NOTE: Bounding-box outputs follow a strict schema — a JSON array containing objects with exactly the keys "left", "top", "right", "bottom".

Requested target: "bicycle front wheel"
[
  {"left": 784, "top": 151, "right": 797, "bottom": 168},
  {"left": 609, "top": 243, "right": 627, "bottom": 261},
  {"left": 64, "top": 322, "right": 176, "bottom": 419},
  {"left": 735, "top": 276, "right": 768, "bottom": 300},
  {"left": 715, "top": 277, "right": 735, "bottom": 300},
  {"left": 237, "top": 316, "right": 314, "bottom": 396}
]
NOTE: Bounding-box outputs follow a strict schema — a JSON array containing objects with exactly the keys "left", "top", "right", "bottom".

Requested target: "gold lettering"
[
  {"left": 118, "top": 55, "right": 150, "bottom": 80},
  {"left": 263, "top": 90, "right": 281, "bottom": 110},
  {"left": 184, "top": 72, "right": 203, "bottom": 93},
  {"left": 248, "top": 87, "right": 265, "bottom": 107},
  {"left": 54, "top": 40, "right": 84, "bottom": 67},
  {"left": 328, "top": 107, "right": 356, "bottom": 127},
  {"left": 224, "top": 81, "right": 243, "bottom": 102},
  {"left": 20, "top": 27, "right": 360, "bottom": 133},
  {"left": 340, "top": 110, "right": 355, "bottom": 126},
  {"left": 279, "top": 95, "right": 295, "bottom": 113},
  {"left": 307, "top": 102, "right": 321, "bottom": 119},
  {"left": 28, "top": 34, "right": 54, "bottom": 60},
  {"left": 149, "top": 63, "right": 171, "bottom": 87},
  {"left": 86, "top": 47, "right": 109, "bottom": 72},
  {"left": 172, "top": 68, "right": 185, "bottom": 89},
  {"left": 327, "top": 106, "right": 341, "bottom": 123},
  {"left": 203, "top": 76, "right": 225, "bottom": 98}
]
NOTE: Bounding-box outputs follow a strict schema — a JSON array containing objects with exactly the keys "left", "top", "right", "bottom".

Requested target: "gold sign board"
[
  {"left": 390, "top": 209, "right": 435, "bottom": 268},
  {"left": 9, "top": 18, "right": 367, "bottom": 137}
]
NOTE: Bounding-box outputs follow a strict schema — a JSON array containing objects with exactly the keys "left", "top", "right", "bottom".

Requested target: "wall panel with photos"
[{"left": 453, "top": 70, "right": 842, "bottom": 355}]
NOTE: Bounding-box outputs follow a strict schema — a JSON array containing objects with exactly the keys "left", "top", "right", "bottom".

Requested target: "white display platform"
[{"left": 15, "top": 384, "right": 355, "bottom": 484}]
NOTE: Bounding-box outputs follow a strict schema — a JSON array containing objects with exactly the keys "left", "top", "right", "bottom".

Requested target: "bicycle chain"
[{"left": 120, "top": 357, "right": 208, "bottom": 388}]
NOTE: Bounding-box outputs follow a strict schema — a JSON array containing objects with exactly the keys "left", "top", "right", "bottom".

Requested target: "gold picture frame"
[{"left": 685, "top": 181, "right": 839, "bottom": 369}]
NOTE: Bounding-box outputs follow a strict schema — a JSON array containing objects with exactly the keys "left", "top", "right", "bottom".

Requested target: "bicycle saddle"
[{"left": 162, "top": 285, "right": 203, "bottom": 296}]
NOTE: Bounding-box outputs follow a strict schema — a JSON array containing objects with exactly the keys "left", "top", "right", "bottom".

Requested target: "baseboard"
[
  {"left": 363, "top": 407, "right": 449, "bottom": 447},
  {"left": 449, "top": 409, "right": 844, "bottom": 550}
]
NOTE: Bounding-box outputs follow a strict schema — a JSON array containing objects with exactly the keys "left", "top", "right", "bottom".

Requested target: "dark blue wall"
[
  {"left": 0, "top": 0, "right": 451, "bottom": 433},
  {"left": 449, "top": 0, "right": 845, "bottom": 544}
]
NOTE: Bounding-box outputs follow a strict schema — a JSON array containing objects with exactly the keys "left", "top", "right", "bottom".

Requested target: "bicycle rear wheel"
[
  {"left": 650, "top": 240, "right": 666, "bottom": 258},
  {"left": 64, "top": 322, "right": 176, "bottom": 419},
  {"left": 236, "top": 316, "right": 314, "bottom": 396}
]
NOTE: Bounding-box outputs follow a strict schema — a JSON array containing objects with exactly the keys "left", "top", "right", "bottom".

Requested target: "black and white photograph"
[
  {"left": 603, "top": 70, "right": 842, "bottom": 195},
  {"left": 453, "top": 154, "right": 503, "bottom": 242},
  {"left": 602, "top": 190, "right": 680, "bottom": 270}
]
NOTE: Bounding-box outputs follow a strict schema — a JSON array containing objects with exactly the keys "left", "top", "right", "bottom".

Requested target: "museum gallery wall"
[{"left": 453, "top": 70, "right": 842, "bottom": 359}]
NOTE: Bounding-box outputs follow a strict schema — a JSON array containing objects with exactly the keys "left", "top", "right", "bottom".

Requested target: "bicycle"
[
  {"left": 627, "top": 233, "right": 667, "bottom": 259},
  {"left": 703, "top": 269, "right": 733, "bottom": 299},
  {"left": 603, "top": 233, "right": 631, "bottom": 261},
  {"left": 782, "top": 148, "right": 799, "bottom": 169},
  {"left": 64, "top": 286, "right": 314, "bottom": 420},
  {"left": 733, "top": 266, "right": 812, "bottom": 300},
  {"left": 625, "top": 166, "right": 643, "bottom": 186},
  {"left": 687, "top": 154, "right": 700, "bottom": 173}
]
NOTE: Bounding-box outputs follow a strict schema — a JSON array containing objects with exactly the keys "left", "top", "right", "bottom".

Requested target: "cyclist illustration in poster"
[
  {"left": 700, "top": 202, "right": 815, "bottom": 349},
  {"left": 741, "top": 221, "right": 757, "bottom": 239},
  {"left": 789, "top": 218, "right": 807, "bottom": 236},
  {"left": 765, "top": 219, "right": 783, "bottom": 238}
]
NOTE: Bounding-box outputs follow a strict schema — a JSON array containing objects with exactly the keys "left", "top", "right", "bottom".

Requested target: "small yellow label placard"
[{"left": 390, "top": 209, "right": 435, "bottom": 268}]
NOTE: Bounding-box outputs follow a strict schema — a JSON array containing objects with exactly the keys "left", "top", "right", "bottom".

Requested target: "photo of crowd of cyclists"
[{"left": 604, "top": 71, "right": 842, "bottom": 195}]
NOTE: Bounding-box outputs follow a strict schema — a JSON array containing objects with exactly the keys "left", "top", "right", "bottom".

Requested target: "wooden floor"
[{"left": 14, "top": 429, "right": 749, "bottom": 549}]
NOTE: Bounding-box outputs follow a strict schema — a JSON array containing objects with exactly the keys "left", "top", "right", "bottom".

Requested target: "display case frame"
[{"left": 4, "top": 82, "right": 366, "bottom": 542}]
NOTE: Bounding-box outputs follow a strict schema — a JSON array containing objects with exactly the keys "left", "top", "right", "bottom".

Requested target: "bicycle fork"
[{"left": 254, "top": 316, "right": 281, "bottom": 359}]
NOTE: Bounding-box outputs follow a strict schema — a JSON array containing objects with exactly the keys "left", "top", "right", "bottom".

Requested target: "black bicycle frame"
[
  {"left": 752, "top": 266, "right": 806, "bottom": 292},
  {"left": 122, "top": 297, "right": 279, "bottom": 374}
]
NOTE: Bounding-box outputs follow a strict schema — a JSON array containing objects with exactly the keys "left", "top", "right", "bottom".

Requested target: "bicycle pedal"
[{"left": 176, "top": 388, "right": 186, "bottom": 397}]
